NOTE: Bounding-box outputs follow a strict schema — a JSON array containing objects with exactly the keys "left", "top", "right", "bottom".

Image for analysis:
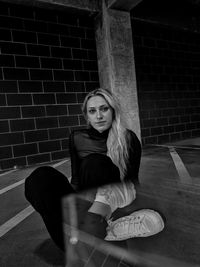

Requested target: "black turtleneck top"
[{"left": 69, "top": 127, "right": 141, "bottom": 190}]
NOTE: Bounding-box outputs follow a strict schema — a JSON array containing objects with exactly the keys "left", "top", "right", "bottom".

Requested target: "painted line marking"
[
  {"left": 0, "top": 206, "right": 35, "bottom": 238},
  {"left": 169, "top": 147, "right": 192, "bottom": 183},
  {"left": 0, "top": 159, "right": 69, "bottom": 196},
  {"left": 150, "top": 144, "right": 200, "bottom": 150},
  {"left": 0, "top": 169, "right": 16, "bottom": 177},
  {"left": 0, "top": 159, "right": 71, "bottom": 238},
  {"left": 0, "top": 179, "right": 25, "bottom": 195}
]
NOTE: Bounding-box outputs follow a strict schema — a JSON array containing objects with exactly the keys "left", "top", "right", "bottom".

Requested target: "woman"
[{"left": 25, "top": 88, "right": 164, "bottom": 251}]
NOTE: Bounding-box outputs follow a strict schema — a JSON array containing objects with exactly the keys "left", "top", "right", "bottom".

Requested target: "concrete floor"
[{"left": 0, "top": 138, "right": 200, "bottom": 267}]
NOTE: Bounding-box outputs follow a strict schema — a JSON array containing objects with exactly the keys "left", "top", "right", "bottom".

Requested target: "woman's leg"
[
  {"left": 24, "top": 166, "right": 75, "bottom": 250},
  {"left": 77, "top": 154, "right": 122, "bottom": 239}
]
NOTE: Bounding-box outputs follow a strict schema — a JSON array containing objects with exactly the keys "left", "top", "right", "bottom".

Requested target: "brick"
[
  {"left": 22, "top": 106, "right": 45, "bottom": 118},
  {"left": 59, "top": 115, "right": 79, "bottom": 127},
  {"left": 0, "top": 16, "right": 23, "bottom": 30},
  {"left": 75, "top": 71, "right": 90, "bottom": 81},
  {"left": 46, "top": 105, "right": 68, "bottom": 116},
  {"left": 18, "top": 81, "right": 43, "bottom": 92},
  {"left": 72, "top": 49, "right": 88, "bottom": 59},
  {"left": 142, "top": 118, "right": 156, "bottom": 128},
  {"left": 7, "top": 94, "right": 32, "bottom": 106},
  {"left": 163, "top": 125, "right": 175, "bottom": 134},
  {"left": 25, "top": 129, "right": 48, "bottom": 143},
  {"left": 56, "top": 93, "right": 76, "bottom": 104},
  {"left": 68, "top": 104, "right": 82, "bottom": 115},
  {"left": 43, "top": 81, "right": 65, "bottom": 92},
  {"left": 39, "top": 140, "right": 61, "bottom": 153},
  {"left": 0, "top": 157, "right": 26, "bottom": 170},
  {"left": 10, "top": 5, "right": 34, "bottom": 19},
  {"left": 85, "top": 82, "right": 99, "bottom": 91},
  {"left": 79, "top": 115, "right": 86, "bottom": 125},
  {"left": 0, "top": 132, "right": 23, "bottom": 146},
  {"left": 61, "top": 139, "right": 69, "bottom": 150},
  {"left": 141, "top": 128, "right": 150, "bottom": 137},
  {"left": 0, "top": 81, "right": 18, "bottom": 93},
  {"left": 13, "top": 143, "right": 38, "bottom": 157},
  {"left": 169, "top": 117, "right": 180, "bottom": 124},
  {"left": 51, "top": 150, "right": 69, "bottom": 161},
  {"left": 3, "top": 68, "right": 29, "bottom": 80},
  {"left": 0, "top": 42, "right": 18, "bottom": 57},
  {"left": 27, "top": 153, "right": 50, "bottom": 165},
  {"left": 175, "top": 124, "right": 185, "bottom": 132},
  {"left": 157, "top": 117, "right": 168, "bottom": 126},
  {"left": 49, "top": 127, "right": 70, "bottom": 139},
  {"left": 27, "top": 44, "right": 50, "bottom": 56},
  {"left": 87, "top": 50, "right": 97, "bottom": 60},
  {"left": 0, "top": 146, "right": 12, "bottom": 160},
  {"left": 86, "top": 29, "right": 95, "bottom": 39},
  {"left": 90, "top": 71, "right": 99, "bottom": 81},
  {"left": 47, "top": 22, "right": 69, "bottom": 35},
  {"left": 40, "top": 57, "right": 62, "bottom": 69},
  {"left": 51, "top": 47, "right": 72, "bottom": 58},
  {"left": 0, "top": 94, "right": 6, "bottom": 105},
  {"left": 0, "top": 2, "right": 9, "bottom": 15},
  {"left": 79, "top": 16, "right": 94, "bottom": 28},
  {"left": 0, "top": 107, "right": 20, "bottom": 119},
  {"left": 65, "top": 82, "right": 85, "bottom": 92},
  {"left": 10, "top": 119, "right": 35, "bottom": 132},
  {"left": 58, "top": 14, "right": 78, "bottom": 26},
  {"left": 33, "top": 93, "right": 55, "bottom": 105},
  {"left": 12, "top": 30, "right": 37, "bottom": 43},
  {"left": 77, "top": 93, "right": 87, "bottom": 103},
  {"left": 143, "top": 136, "right": 157, "bottom": 145},
  {"left": 158, "top": 134, "right": 170, "bottom": 143},
  {"left": 151, "top": 127, "right": 163, "bottom": 136},
  {"left": 36, "top": 117, "right": 58, "bottom": 129},
  {"left": 170, "top": 133, "right": 181, "bottom": 142},
  {"left": 30, "top": 69, "right": 53, "bottom": 80},
  {"left": 83, "top": 60, "right": 98, "bottom": 71},
  {"left": 60, "top": 36, "right": 81, "bottom": 48},
  {"left": 24, "top": 20, "right": 48, "bottom": 33},
  {"left": 69, "top": 27, "right": 85, "bottom": 38},
  {"left": 0, "top": 29, "right": 11, "bottom": 41},
  {"left": 0, "top": 120, "right": 9, "bottom": 133},
  {"left": 81, "top": 39, "right": 96, "bottom": 50},
  {"left": 15, "top": 56, "right": 40, "bottom": 68},
  {"left": 38, "top": 33, "right": 60, "bottom": 46},
  {"left": 53, "top": 70, "right": 74, "bottom": 81},
  {"left": 0, "top": 55, "right": 15, "bottom": 67},
  {"left": 63, "top": 59, "right": 83, "bottom": 70},
  {"left": 35, "top": 9, "right": 57, "bottom": 22}
]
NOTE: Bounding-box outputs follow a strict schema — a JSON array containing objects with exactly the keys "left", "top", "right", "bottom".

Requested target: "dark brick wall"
[
  {"left": 132, "top": 19, "right": 200, "bottom": 145},
  {"left": 0, "top": 2, "right": 99, "bottom": 170}
]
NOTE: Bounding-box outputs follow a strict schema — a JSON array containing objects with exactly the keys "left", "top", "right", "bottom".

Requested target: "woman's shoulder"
[
  {"left": 70, "top": 128, "right": 89, "bottom": 143},
  {"left": 125, "top": 128, "right": 141, "bottom": 147}
]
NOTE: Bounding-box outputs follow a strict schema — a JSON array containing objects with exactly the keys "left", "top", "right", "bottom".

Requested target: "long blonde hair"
[{"left": 82, "top": 88, "right": 129, "bottom": 180}]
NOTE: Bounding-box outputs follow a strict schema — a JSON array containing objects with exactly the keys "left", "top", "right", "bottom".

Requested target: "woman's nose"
[{"left": 96, "top": 110, "right": 103, "bottom": 119}]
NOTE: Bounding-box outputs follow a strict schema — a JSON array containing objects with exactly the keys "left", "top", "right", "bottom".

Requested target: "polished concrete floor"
[{"left": 0, "top": 138, "right": 200, "bottom": 267}]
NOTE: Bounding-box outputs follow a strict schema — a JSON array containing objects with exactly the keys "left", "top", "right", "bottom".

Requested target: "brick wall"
[
  {"left": 0, "top": 2, "right": 99, "bottom": 170},
  {"left": 132, "top": 19, "right": 200, "bottom": 145}
]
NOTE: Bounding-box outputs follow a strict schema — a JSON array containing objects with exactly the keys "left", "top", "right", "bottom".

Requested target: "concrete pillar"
[{"left": 95, "top": 2, "right": 141, "bottom": 138}]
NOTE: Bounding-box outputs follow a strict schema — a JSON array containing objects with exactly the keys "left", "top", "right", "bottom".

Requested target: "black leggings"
[{"left": 24, "top": 154, "right": 121, "bottom": 250}]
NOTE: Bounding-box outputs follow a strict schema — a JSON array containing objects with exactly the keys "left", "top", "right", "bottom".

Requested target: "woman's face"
[{"left": 86, "top": 95, "right": 113, "bottom": 133}]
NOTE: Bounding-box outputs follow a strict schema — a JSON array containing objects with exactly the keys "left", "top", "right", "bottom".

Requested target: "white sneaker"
[{"left": 105, "top": 209, "right": 165, "bottom": 241}]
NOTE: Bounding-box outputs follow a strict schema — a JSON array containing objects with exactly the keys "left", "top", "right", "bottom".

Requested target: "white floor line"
[
  {"left": 169, "top": 147, "right": 192, "bottom": 183},
  {"left": 0, "top": 179, "right": 25, "bottom": 195},
  {"left": 0, "top": 169, "right": 16, "bottom": 177},
  {"left": 0, "top": 159, "right": 69, "bottom": 196},
  {"left": 0, "top": 159, "right": 70, "bottom": 238},
  {"left": 0, "top": 205, "right": 35, "bottom": 238}
]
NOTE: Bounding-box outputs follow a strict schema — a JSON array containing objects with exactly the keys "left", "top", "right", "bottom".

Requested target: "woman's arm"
[
  {"left": 124, "top": 130, "right": 142, "bottom": 184},
  {"left": 69, "top": 131, "right": 81, "bottom": 191}
]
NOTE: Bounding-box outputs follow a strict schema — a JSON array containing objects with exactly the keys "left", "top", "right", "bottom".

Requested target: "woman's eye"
[
  {"left": 88, "top": 109, "right": 96, "bottom": 114},
  {"left": 101, "top": 106, "right": 109, "bottom": 112}
]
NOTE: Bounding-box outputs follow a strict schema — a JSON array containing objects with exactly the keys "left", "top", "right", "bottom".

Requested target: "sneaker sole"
[{"left": 105, "top": 209, "right": 165, "bottom": 241}]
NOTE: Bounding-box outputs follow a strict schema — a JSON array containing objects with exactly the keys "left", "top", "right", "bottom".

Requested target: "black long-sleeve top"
[{"left": 69, "top": 127, "right": 141, "bottom": 191}]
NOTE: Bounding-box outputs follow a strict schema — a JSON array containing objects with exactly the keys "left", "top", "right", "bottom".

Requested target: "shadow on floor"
[{"left": 34, "top": 238, "right": 65, "bottom": 266}]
